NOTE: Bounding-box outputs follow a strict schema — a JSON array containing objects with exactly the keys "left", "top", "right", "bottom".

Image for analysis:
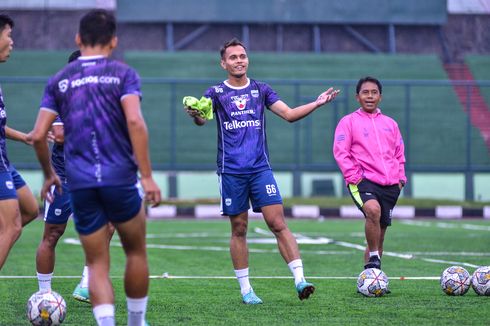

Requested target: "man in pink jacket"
[{"left": 333, "top": 76, "right": 406, "bottom": 270}]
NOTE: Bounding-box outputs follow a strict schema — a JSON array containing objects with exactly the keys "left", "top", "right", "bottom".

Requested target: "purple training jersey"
[
  {"left": 40, "top": 56, "right": 142, "bottom": 190},
  {"left": 0, "top": 85, "right": 10, "bottom": 172},
  {"left": 204, "top": 78, "right": 280, "bottom": 174}
]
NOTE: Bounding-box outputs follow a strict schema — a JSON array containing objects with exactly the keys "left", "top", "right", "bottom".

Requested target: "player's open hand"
[
  {"left": 315, "top": 87, "right": 340, "bottom": 106},
  {"left": 140, "top": 176, "right": 161, "bottom": 207}
]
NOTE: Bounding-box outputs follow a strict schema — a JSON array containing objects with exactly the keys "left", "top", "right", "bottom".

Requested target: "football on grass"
[
  {"left": 440, "top": 266, "right": 471, "bottom": 296},
  {"left": 357, "top": 268, "right": 389, "bottom": 297},
  {"left": 471, "top": 265, "right": 490, "bottom": 296},
  {"left": 26, "top": 290, "right": 67, "bottom": 325}
]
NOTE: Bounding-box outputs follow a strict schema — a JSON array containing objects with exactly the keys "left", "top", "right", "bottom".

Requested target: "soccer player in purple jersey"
[
  {"left": 0, "top": 13, "right": 40, "bottom": 271},
  {"left": 30, "top": 10, "right": 160, "bottom": 326},
  {"left": 34, "top": 50, "right": 115, "bottom": 305},
  {"left": 186, "top": 38, "right": 339, "bottom": 304}
]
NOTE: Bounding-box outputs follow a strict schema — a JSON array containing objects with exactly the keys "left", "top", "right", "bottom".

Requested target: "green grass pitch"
[{"left": 1, "top": 218, "right": 489, "bottom": 325}]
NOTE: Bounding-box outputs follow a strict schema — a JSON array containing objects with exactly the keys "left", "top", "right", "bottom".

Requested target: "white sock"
[
  {"left": 93, "top": 304, "right": 115, "bottom": 326},
  {"left": 288, "top": 259, "right": 306, "bottom": 286},
  {"left": 234, "top": 268, "right": 252, "bottom": 296},
  {"left": 369, "top": 251, "right": 380, "bottom": 258},
  {"left": 37, "top": 272, "right": 53, "bottom": 291},
  {"left": 127, "top": 296, "right": 148, "bottom": 326},
  {"left": 80, "top": 266, "right": 89, "bottom": 288}
]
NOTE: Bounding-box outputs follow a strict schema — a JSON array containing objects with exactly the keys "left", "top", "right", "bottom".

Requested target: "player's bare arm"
[
  {"left": 270, "top": 87, "right": 340, "bottom": 122},
  {"left": 30, "top": 109, "right": 61, "bottom": 202},
  {"left": 122, "top": 94, "right": 161, "bottom": 207},
  {"left": 5, "top": 125, "right": 31, "bottom": 145}
]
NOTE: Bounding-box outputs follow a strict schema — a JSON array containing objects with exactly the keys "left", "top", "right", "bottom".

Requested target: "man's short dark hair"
[
  {"left": 0, "top": 13, "right": 14, "bottom": 33},
  {"left": 79, "top": 9, "right": 116, "bottom": 47},
  {"left": 356, "top": 76, "right": 382, "bottom": 94},
  {"left": 220, "top": 38, "right": 246, "bottom": 59}
]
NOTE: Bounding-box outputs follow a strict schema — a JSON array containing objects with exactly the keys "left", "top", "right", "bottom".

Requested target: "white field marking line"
[
  {"left": 254, "top": 228, "right": 482, "bottom": 268},
  {"left": 420, "top": 258, "right": 479, "bottom": 269},
  {"left": 146, "top": 232, "right": 222, "bottom": 239},
  {"left": 400, "top": 220, "right": 490, "bottom": 231},
  {"left": 254, "top": 227, "right": 414, "bottom": 259},
  {"left": 402, "top": 252, "right": 490, "bottom": 257},
  {"left": 0, "top": 275, "right": 440, "bottom": 280},
  {"left": 63, "top": 238, "right": 356, "bottom": 255}
]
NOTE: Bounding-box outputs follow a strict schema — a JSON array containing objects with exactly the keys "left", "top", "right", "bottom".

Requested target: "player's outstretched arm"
[
  {"left": 270, "top": 87, "right": 340, "bottom": 122},
  {"left": 5, "top": 125, "right": 31, "bottom": 145},
  {"left": 30, "top": 109, "right": 61, "bottom": 202},
  {"left": 122, "top": 94, "right": 161, "bottom": 207}
]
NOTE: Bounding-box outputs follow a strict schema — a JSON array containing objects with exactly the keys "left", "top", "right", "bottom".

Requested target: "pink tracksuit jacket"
[{"left": 333, "top": 108, "right": 407, "bottom": 186}]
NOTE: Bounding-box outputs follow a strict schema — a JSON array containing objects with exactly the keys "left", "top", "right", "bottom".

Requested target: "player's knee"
[
  {"left": 267, "top": 220, "right": 287, "bottom": 235},
  {"left": 8, "top": 222, "right": 22, "bottom": 244},
  {"left": 363, "top": 205, "right": 381, "bottom": 221},
  {"left": 231, "top": 223, "right": 248, "bottom": 238},
  {"left": 44, "top": 228, "right": 65, "bottom": 248}
]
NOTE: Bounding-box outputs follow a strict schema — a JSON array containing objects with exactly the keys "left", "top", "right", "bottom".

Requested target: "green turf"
[{"left": 1, "top": 218, "right": 489, "bottom": 325}]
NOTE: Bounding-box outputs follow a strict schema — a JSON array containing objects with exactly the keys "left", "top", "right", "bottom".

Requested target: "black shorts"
[{"left": 347, "top": 179, "right": 401, "bottom": 227}]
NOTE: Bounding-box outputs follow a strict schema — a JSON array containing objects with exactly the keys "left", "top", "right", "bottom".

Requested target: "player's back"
[{"left": 41, "top": 56, "right": 141, "bottom": 190}]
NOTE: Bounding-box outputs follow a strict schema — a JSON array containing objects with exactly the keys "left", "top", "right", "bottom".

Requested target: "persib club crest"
[{"left": 232, "top": 94, "right": 249, "bottom": 110}]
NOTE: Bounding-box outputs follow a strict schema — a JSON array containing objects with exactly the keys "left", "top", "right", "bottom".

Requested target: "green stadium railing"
[{"left": 1, "top": 77, "right": 489, "bottom": 200}]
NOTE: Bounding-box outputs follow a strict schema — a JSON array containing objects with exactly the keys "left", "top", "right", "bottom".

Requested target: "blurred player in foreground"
[
  {"left": 186, "top": 38, "right": 339, "bottom": 304},
  {"left": 333, "top": 76, "right": 406, "bottom": 270},
  {"left": 0, "top": 13, "right": 39, "bottom": 271},
  {"left": 31, "top": 9, "right": 160, "bottom": 326},
  {"left": 34, "top": 50, "right": 115, "bottom": 304}
]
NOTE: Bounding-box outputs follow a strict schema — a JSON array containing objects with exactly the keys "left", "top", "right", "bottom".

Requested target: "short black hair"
[
  {"left": 79, "top": 9, "right": 116, "bottom": 47},
  {"left": 220, "top": 38, "right": 246, "bottom": 59},
  {"left": 0, "top": 13, "right": 14, "bottom": 33},
  {"left": 68, "top": 50, "right": 81, "bottom": 63},
  {"left": 356, "top": 76, "right": 382, "bottom": 94}
]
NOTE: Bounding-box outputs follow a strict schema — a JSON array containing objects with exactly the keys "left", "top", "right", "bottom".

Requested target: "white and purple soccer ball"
[
  {"left": 357, "top": 268, "right": 389, "bottom": 297},
  {"left": 26, "top": 290, "right": 67, "bottom": 326},
  {"left": 440, "top": 266, "right": 471, "bottom": 296},
  {"left": 471, "top": 266, "right": 490, "bottom": 296}
]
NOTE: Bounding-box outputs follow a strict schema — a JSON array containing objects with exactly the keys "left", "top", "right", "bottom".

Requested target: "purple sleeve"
[
  {"left": 39, "top": 79, "right": 59, "bottom": 114},
  {"left": 203, "top": 86, "right": 218, "bottom": 111},
  {"left": 122, "top": 68, "right": 142, "bottom": 99},
  {"left": 262, "top": 83, "right": 280, "bottom": 107}
]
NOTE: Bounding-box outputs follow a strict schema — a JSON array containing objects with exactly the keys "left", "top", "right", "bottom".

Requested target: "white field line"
[
  {"left": 63, "top": 238, "right": 357, "bottom": 255},
  {"left": 402, "top": 252, "right": 490, "bottom": 256},
  {"left": 400, "top": 220, "right": 490, "bottom": 231},
  {"left": 63, "top": 224, "right": 485, "bottom": 269},
  {"left": 420, "top": 258, "right": 479, "bottom": 268},
  {"left": 255, "top": 227, "right": 482, "bottom": 267},
  {"left": 0, "top": 275, "right": 440, "bottom": 280},
  {"left": 254, "top": 227, "right": 414, "bottom": 259}
]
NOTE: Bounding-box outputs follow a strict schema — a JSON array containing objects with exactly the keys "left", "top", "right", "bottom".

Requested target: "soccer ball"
[
  {"left": 440, "top": 266, "right": 471, "bottom": 296},
  {"left": 357, "top": 268, "right": 389, "bottom": 297},
  {"left": 26, "top": 290, "right": 67, "bottom": 326},
  {"left": 471, "top": 266, "right": 490, "bottom": 296}
]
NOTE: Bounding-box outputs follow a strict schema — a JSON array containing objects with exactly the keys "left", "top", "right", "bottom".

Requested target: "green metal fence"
[{"left": 1, "top": 77, "right": 489, "bottom": 200}]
